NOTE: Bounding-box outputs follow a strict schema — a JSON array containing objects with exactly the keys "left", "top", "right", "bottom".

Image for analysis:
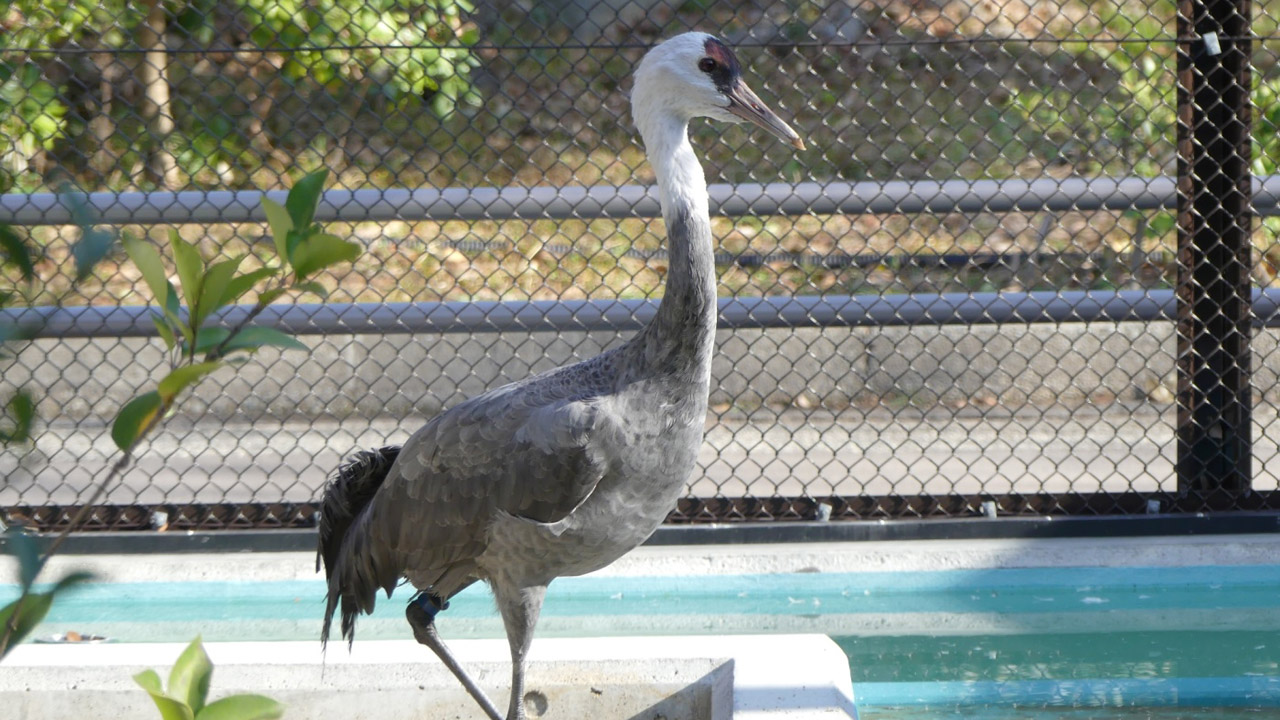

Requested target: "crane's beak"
[{"left": 725, "top": 80, "right": 805, "bottom": 151}]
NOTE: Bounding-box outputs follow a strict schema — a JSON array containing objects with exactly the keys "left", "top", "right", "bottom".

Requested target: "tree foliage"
[
  {"left": 0, "top": 1, "right": 479, "bottom": 191},
  {"left": 234, "top": 0, "right": 479, "bottom": 111}
]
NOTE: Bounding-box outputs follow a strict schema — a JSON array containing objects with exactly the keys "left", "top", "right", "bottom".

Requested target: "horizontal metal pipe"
[
  {"left": 11, "top": 288, "right": 1280, "bottom": 340},
  {"left": 5, "top": 176, "right": 1280, "bottom": 226}
]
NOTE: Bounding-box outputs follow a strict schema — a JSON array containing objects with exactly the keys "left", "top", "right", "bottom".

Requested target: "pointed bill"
[{"left": 725, "top": 80, "right": 805, "bottom": 150}]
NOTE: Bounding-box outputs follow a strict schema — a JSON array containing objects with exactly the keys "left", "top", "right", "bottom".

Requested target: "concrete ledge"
[{"left": 2, "top": 635, "right": 856, "bottom": 720}]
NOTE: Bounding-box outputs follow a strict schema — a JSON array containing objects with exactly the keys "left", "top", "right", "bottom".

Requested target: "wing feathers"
[{"left": 361, "top": 367, "right": 616, "bottom": 598}]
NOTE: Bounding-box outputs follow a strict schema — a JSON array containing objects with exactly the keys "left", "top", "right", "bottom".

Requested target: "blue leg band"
[{"left": 412, "top": 592, "right": 449, "bottom": 620}]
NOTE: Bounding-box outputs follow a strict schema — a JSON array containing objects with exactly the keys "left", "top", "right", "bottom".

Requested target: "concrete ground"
[{"left": 2, "top": 635, "right": 858, "bottom": 720}]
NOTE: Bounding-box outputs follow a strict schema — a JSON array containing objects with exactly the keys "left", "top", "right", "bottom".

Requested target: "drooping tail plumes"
[{"left": 318, "top": 445, "right": 401, "bottom": 648}]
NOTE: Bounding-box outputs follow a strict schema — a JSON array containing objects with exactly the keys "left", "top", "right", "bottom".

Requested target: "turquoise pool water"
[
  {"left": 843, "top": 631, "right": 1280, "bottom": 719},
  {"left": 7, "top": 562, "right": 1280, "bottom": 717}
]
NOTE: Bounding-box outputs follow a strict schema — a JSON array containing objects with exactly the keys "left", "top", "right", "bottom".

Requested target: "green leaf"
[
  {"left": 72, "top": 228, "right": 116, "bottom": 283},
  {"left": 169, "top": 637, "right": 214, "bottom": 715},
  {"left": 6, "top": 528, "right": 41, "bottom": 589},
  {"left": 49, "top": 570, "right": 94, "bottom": 594},
  {"left": 156, "top": 362, "right": 223, "bottom": 403},
  {"left": 213, "top": 327, "right": 306, "bottom": 357},
  {"left": 164, "top": 283, "right": 194, "bottom": 350},
  {"left": 194, "top": 256, "right": 245, "bottom": 328},
  {"left": 188, "top": 328, "right": 230, "bottom": 356},
  {"left": 133, "top": 669, "right": 165, "bottom": 695},
  {"left": 284, "top": 168, "right": 328, "bottom": 237},
  {"left": 124, "top": 236, "right": 170, "bottom": 306},
  {"left": 293, "top": 281, "right": 328, "bottom": 299},
  {"left": 0, "top": 592, "right": 54, "bottom": 655},
  {"left": 63, "top": 191, "right": 117, "bottom": 282},
  {"left": 0, "top": 572, "right": 86, "bottom": 656},
  {"left": 111, "top": 391, "right": 163, "bottom": 451},
  {"left": 240, "top": 328, "right": 306, "bottom": 353},
  {"left": 219, "top": 267, "right": 279, "bottom": 307},
  {"left": 170, "top": 230, "right": 204, "bottom": 312},
  {"left": 151, "top": 313, "right": 177, "bottom": 351},
  {"left": 0, "top": 322, "right": 33, "bottom": 358},
  {"left": 284, "top": 230, "right": 304, "bottom": 266},
  {"left": 135, "top": 669, "right": 196, "bottom": 720},
  {"left": 7, "top": 392, "right": 34, "bottom": 441},
  {"left": 164, "top": 281, "right": 183, "bottom": 320},
  {"left": 259, "top": 197, "right": 293, "bottom": 262},
  {"left": 257, "top": 288, "right": 288, "bottom": 306},
  {"left": 1149, "top": 211, "right": 1177, "bottom": 236},
  {"left": 0, "top": 225, "right": 37, "bottom": 281},
  {"left": 144, "top": 689, "right": 196, "bottom": 720},
  {"left": 197, "top": 695, "right": 285, "bottom": 720},
  {"left": 289, "top": 234, "right": 360, "bottom": 280},
  {"left": 0, "top": 391, "right": 35, "bottom": 444}
]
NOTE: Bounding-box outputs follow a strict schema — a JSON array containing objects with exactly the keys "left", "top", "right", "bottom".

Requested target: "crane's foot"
[{"left": 406, "top": 594, "right": 504, "bottom": 720}]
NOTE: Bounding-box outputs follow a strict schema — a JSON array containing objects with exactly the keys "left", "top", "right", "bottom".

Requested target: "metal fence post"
[{"left": 1176, "top": 0, "right": 1254, "bottom": 492}]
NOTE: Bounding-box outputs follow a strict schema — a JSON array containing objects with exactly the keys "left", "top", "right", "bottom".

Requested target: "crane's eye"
[{"left": 698, "top": 57, "right": 717, "bottom": 73}]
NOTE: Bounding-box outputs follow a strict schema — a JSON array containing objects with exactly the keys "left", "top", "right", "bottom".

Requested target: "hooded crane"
[{"left": 318, "top": 32, "right": 804, "bottom": 720}]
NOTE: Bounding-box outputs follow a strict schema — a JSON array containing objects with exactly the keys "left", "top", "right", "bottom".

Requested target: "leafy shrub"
[
  {"left": 0, "top": 168, "right": 358, "bottom": 659},
  {"left": 134, "top": 637, "right": 284, "bottom": 720}
]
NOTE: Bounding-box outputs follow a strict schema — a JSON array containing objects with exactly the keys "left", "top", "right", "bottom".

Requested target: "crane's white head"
[{"left": 632, "top": 32, "right": 805, "bottom": 151}]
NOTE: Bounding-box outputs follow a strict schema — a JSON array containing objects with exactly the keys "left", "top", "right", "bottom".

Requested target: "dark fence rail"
[{"left": 6, "top": 177, "right": 1280, "bottom": 226}]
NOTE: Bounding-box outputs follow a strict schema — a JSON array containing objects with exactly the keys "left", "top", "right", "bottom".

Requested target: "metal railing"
[{"left": 7, "top": 177, "right": 1280, "bottom": 225}]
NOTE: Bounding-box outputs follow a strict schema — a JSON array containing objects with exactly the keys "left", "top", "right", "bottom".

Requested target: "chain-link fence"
[{"left": 2, "top": 0, "right": 1279, "bottom": 530}]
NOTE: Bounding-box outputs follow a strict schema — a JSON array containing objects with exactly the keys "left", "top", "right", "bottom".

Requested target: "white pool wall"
[{"left": 3, "top": 634, "right": 856, "bottom": 720}]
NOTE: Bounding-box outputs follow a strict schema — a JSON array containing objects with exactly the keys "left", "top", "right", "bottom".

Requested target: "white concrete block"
[{"left": 1, "top": 634, "right": 855, "bottom": 719}]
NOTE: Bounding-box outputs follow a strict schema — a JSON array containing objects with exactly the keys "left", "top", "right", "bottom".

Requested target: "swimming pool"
[
  {"left": 6, "top": 539, "right": 1280, "bottom": 717},
  {"left": 831, "top": 564, "right": 1280, "bottom": 719},
  {"left": 844, "top": 630, "right": 1280, "bottom": 719}
]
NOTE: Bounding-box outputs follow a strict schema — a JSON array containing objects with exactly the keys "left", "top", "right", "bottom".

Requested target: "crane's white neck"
[
  {"left": 636, "top": 111, "right": 711, "bottom": 224},
  {"left": 630, "top": 98, "right": 718, "bottom": 379}
]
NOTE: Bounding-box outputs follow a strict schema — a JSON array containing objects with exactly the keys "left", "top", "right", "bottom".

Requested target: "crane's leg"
[
  {"left": 405, "top": 593, "right": 503, "bottom": 720},
  {"left": 493, "top": 584, "right": 547, "bottom": 720}
]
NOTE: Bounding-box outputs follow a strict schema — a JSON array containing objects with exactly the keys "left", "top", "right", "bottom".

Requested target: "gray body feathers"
[{"left": 319, "top": 207, "right": 715, "bottom": 648}]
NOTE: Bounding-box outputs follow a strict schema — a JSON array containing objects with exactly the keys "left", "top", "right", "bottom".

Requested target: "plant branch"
[
  {"left": 1, "top": 170, "right": 344, "bottom": 662},
  {"left": 0, "top": 401, "right": 164, "bottom": 657},
  {"left": 203, "top": 286, "right": 280, "bottom": 362}
]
